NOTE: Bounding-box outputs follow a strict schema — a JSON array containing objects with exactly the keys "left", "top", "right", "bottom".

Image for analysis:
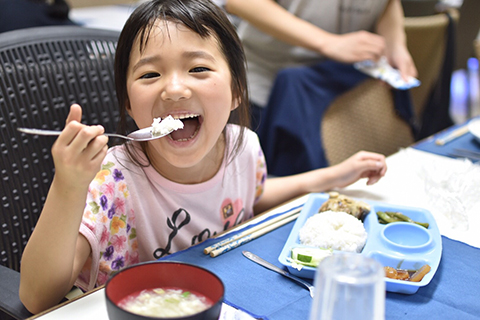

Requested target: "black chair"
[
  {"left": 0, "top": 25, "right": 121, "bottom": 319},
  {"left": 404, "top": 8, "right": 459, "bottom": 140}
]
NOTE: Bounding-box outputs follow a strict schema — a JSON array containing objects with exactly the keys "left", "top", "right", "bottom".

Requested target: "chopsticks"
[
  {"left": 204, "top": 207, "right": 302, "bottom": 258},
  {"left": 435, "top": 125, "right": 470, "bottom": 146},
  {"left": 448, "top": 148, "right": 480, "bottom": 161}
]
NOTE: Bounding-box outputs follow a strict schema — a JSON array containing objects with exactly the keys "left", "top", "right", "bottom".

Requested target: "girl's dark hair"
[{"left": 114, "top": 0, "right": 250, "bottom": 166}]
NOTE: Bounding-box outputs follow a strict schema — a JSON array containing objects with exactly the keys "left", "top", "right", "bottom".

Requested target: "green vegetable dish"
[{"left": 376, "top": 211, "right": 429, "bottom": 228}]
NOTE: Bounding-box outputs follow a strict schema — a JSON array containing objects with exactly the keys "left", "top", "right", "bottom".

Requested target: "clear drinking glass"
[{"left": 309, "top": 253, "right": 385, "bottom": 320}]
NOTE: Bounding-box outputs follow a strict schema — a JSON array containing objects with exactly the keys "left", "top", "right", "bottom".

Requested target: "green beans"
[{"left": 377, "top": 211, "right": 429, "bottom": 228}]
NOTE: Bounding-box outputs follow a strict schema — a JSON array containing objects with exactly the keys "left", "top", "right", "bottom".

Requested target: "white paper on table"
[
  {"left": 340, "top": 148, "right": 480, "bottom": 249},
  {"left": 35, "top": 290, "right": 259, "bottom": 320},
  {"left": 220, "top": 303, "right": 258, "bottom": 320}
]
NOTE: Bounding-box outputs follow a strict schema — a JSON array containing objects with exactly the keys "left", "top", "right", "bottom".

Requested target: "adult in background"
[{"left": 218, "top": 0, "right": 418, "bottom": 175}]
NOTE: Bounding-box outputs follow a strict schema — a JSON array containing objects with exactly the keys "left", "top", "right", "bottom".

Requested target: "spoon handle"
[
  {"left": 242, "top": 251, "right": 314, "bottom": 297},
  {"left": 17, "top": 128, "right": 62, "bottom": 136},
  {"left": 243, "top": 251, "right": 288, "bottom": 275},
  {"left": 17, "top": 127, "right": 134, "bottom": 141}
]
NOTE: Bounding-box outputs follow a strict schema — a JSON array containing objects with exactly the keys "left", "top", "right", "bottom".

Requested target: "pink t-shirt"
[{"left": 76, "top": 125, "right": 266, "bottom": 291}]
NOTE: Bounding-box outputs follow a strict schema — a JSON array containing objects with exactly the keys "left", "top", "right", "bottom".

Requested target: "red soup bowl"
[{"left": 105, "top": 261, "right": 224, "bottom": 320}]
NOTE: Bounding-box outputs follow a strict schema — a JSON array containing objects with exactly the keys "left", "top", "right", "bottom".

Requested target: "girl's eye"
[
  {"left": 140, "top": 72, "right": 160, "bottom": 79},
  {"left": 190, "top": 66, "right": 210, "bottom": 73}
]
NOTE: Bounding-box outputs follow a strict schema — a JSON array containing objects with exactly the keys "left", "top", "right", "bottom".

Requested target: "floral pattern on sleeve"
[
  {"left": 255, "top": 146, "right": 267, "bottom": 203},
  {"left": 82, "top": 161, "right": 139, "bottom": 286}
]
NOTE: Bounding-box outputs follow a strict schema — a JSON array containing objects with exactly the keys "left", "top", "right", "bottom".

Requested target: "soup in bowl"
[{"left": 105, "top": 261, "right": 224, "bottom": 320}]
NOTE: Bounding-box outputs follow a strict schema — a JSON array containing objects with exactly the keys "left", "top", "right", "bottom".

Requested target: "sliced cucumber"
[{"left": 290, "top": 247, "right": 333, "bottom": 267}]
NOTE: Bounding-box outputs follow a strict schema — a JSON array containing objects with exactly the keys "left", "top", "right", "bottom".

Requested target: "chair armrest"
[{"left": 0, "top": 265, "right": 33, "bottom": 320}]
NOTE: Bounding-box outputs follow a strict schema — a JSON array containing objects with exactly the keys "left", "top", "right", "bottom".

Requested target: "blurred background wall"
[{"left": 68, "top": 0, "right": 135, "bottom": 7}]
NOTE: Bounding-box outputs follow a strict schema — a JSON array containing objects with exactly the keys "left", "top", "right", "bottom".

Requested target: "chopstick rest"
[{"left": 204, "top": 207, "right": 301, "bottom": 258}]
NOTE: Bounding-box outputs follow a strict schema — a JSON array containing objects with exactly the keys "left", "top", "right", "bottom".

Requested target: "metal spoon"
[
  {"left": 17, "top": 126, "right": 176, "bottom": 142},
  {"left": 242, "top": 251, "right": 315, "bottom": 298}
]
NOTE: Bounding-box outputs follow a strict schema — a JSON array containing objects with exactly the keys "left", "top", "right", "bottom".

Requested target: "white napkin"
[{"left": 219, "top": 303, "right": 258, "bottom": 320}]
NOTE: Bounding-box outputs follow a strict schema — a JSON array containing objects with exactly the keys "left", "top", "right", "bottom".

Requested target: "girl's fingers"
[
  {"left": 364, "top": 161, "right": 387, "bottom": 185},
  {"left": 51, "top": 104, "right": 108, "bottom": 187},
  {"left": 91, "top": 144, "right": 109, "bottom": 163},
  {"left": 84, "top": 135, "right": 109, "bottom": 162},
  {"left": 59, "top": 105, "right": 106, "bottom": 151},
  {"left": 56, "top": 120, "right": 83, "bottom": 147},
  {"left": 54, "top": 104, "right": 84, "bottom": 147},
  {"left": 68, "top": 125, "right": 105, "bottom": 153},
  {"left": 66, "top": 104, "right": 82, "bottom": 124},
  {"left": 367, "top": 176, "right": 380, "bottom": 185},
  {"left": 53, "top": 124, "right": 106, "bottom": 171},
  {"left": 357, "top": 156, "right": 387, "bottom": 184},
  {"left": 356, "top": 153, "right": 386, "bottom": 168}
]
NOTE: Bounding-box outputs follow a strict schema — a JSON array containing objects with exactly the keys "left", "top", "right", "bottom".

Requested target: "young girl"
[{"left": 19, "top": 0, "right": 387, "bottom": 313}]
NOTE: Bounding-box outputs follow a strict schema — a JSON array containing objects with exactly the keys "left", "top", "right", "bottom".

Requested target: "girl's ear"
[
  {"left": 231, "top": 96, "right": 240, "bottom": 111},
  {"left": 125, "top": 100, "right": 133, "bottom": 118}
]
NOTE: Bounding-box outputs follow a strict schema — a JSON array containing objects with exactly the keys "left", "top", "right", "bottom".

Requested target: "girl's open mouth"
[{"left": 169, "top": 114, "right": 201, "bottom": 141}]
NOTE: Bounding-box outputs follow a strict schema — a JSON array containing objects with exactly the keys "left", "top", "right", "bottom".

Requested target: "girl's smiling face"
[{"left": 126, "top": 20, "right": 238, "bottom": 183}]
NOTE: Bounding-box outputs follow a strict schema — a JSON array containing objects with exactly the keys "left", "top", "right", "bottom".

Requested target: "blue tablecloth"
[
  {"left": 413, "top": 121, "right": 480, "bottom": 162},
  {"left": 160, "top": 210, "right": 480, "bottom": 320}
]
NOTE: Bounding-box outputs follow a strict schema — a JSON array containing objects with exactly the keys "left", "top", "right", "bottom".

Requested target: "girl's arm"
[
  {"left": 225, "top": 0, "right": 386, "bottom": 63},
  {"left": 19, "top": 104, "right": 109, "bottom": 314},
  {"left": 375, "top": 0, "right": 418, "bottom": 79},
  {"left": 254, "top": 151, "right": 387, "bottom": 214}
]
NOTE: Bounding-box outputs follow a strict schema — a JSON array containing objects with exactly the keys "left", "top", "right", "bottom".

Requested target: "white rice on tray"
[{"left": 299, "top": 210, "right": 367, "bottom": 253}]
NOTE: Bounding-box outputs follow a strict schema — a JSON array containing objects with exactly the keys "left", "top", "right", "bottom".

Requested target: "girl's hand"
[
  {"left": 51, "top": 104, "right": 109, "bottom": 190},
  {"left": 321, "top": 31, "right": 386, "bottom": 63},
  {"left": 333, "top": 151, "right": 387, "bottom": 188}
]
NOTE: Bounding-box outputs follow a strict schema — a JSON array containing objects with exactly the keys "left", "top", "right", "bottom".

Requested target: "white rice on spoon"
[{"left": 151, "top": 116, "right": 184, "bottom": 137}]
